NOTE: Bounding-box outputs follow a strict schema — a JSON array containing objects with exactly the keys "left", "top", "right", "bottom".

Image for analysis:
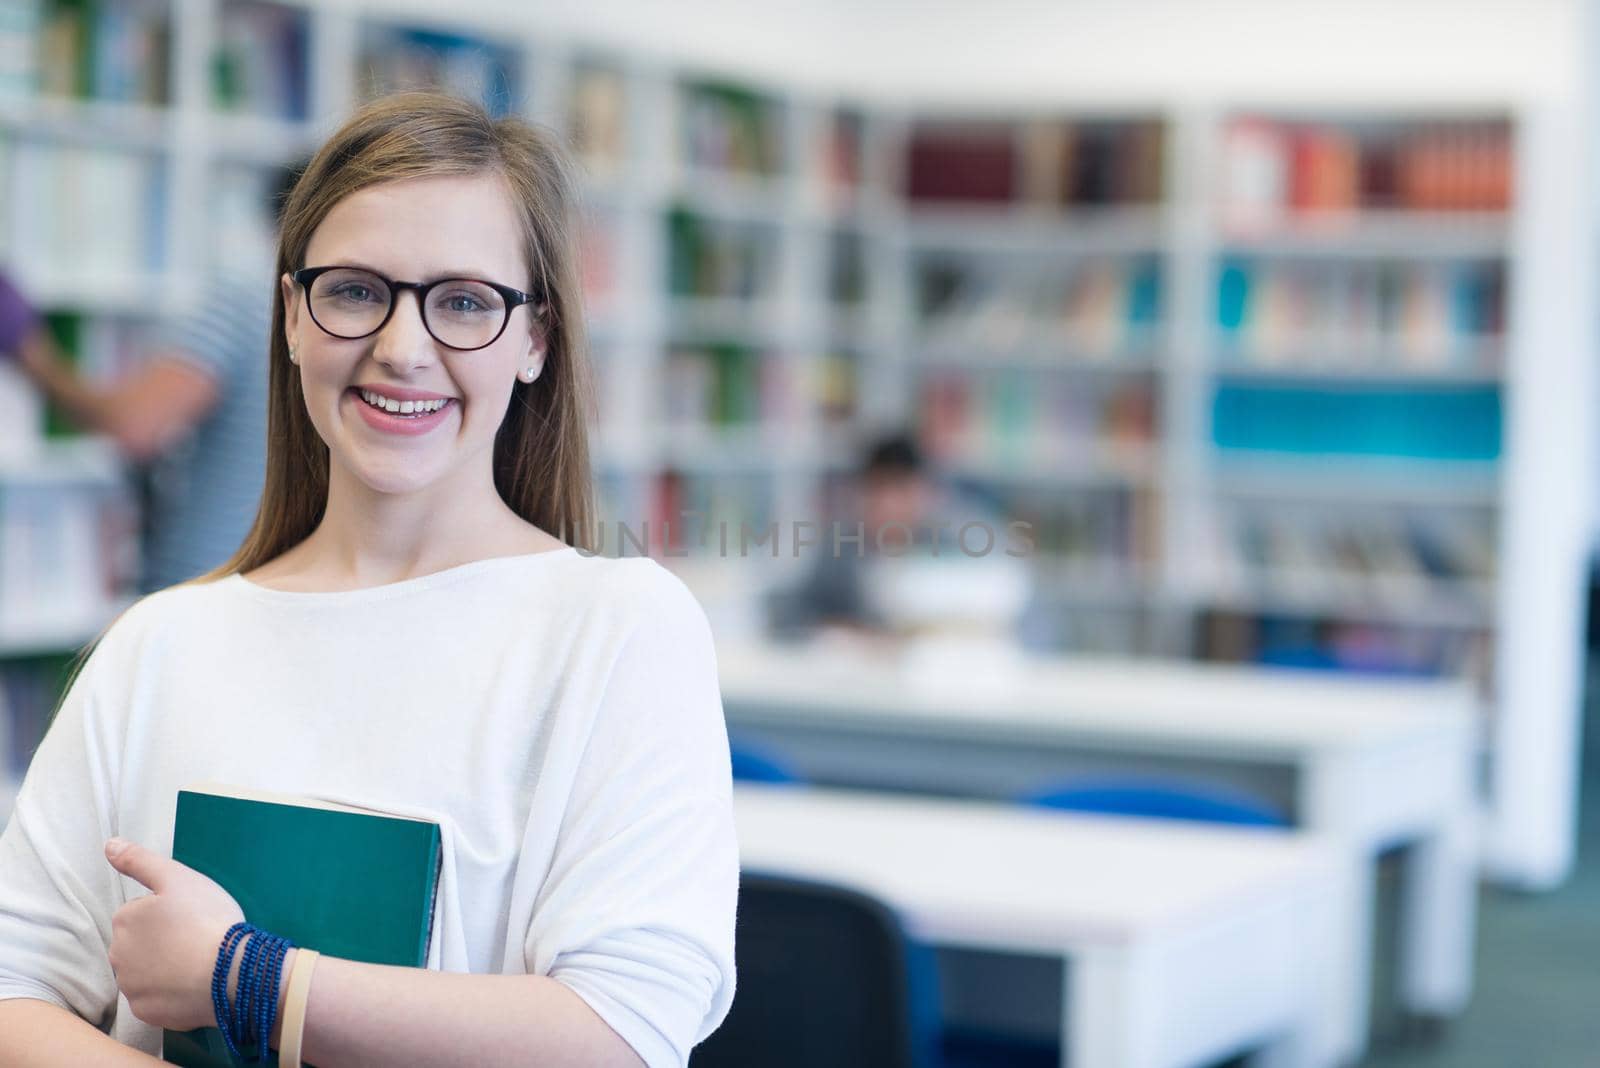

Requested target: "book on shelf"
[
  {"left": 39, "top": 312, "right": 149, "bottom": 430},
  {"left": 1215, "top": 258, "right": 1504, "bottom": 370},
  {"left": 666, "top": 207, "right": 777, "bottom": 303},
  {"left": 0, "top": 655, "right": 74, "bottom": 783},
  {"left": 813, "top": 350, "right": 858, "bottom": 425},
  {"left": 164, "top": 782, "right": 443, "bottom": 1068},
  {"left": 10, "top": 143, "right": 165, "bottom": 285},
  {"left": 648, "top": 468, "right": 773, "bottom": 557},
  {"left": 907, "top": 117, "right": 1165, "bottom": 208},
  {"left": 577, "top": 209, "right": 620, "bottom": 318},
  {"left": 0, "top": 0, "right": 41, "bottom": 102},
  {"left": 1205, "top": 504, "right": 1495, "bottom": 615},
  {"left": 1211, "top": 382, "right": 1502, "bottom": 461},
  {"left": 1221, "top": 115, "right": 1512, "bottom": 227},
  {"left": 827, "top": 229, "right": 866, "bottom": 307},
  {"left": 918, "top": 369, "right": 1156, "bottom": 470},
  {"left": 662, "top": 345, "right": 788, "bottom": 429},
  {"left": 678, "top": 80, "right": 783, "bottom": 178},
  {"left": 821, "top": 108, "right": 865, "bottom": 204},
  {"left": 0, "top": 473, "right": 136, "bottom": 638},
  {"left": 905, "top": 122, "right": 1016, "bottom": 205},
  {"left": 210, "top": 164, "right": 281, "bottom": 277},
  {"left": 567, "top": 62, "right": 627, "bottom": 179},
  {"left": 0, "top": 363, "right": 44, "bottom": 459},
  {"left": 357, "top": 22, "right": 519, "bottom": 117},
  {"left": 213, "top": 0, "right": 309, "bottom": 120},
  {"left": 917, "top": 256, "right": 1163, "bottom": 357},
  {"left": 37, "top": 0, "right": 170, "bottom": 105}
]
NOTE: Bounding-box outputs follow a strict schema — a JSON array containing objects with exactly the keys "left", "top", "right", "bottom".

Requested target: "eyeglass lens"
[{"left": 306, "top": 268, "right": 508, "bottom": 349}]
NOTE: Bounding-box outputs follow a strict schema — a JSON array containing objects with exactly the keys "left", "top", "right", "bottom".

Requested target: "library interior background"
[{"left": 3, "top": 1, "right": 1600, "bottom": 1066}]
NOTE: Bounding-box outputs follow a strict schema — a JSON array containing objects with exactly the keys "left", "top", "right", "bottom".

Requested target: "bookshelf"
[{"left": 0, "top": 1, "right": 1588, "bottom": 886}]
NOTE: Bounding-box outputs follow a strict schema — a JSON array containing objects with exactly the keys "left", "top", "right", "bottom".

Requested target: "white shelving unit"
[{"left": 0, "top": 0, "right": 1590, "bottom": 887}]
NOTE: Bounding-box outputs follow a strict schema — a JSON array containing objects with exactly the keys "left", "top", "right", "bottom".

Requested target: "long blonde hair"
[{"left": 209, "top": 89, "right": 597, "bottom": 578}]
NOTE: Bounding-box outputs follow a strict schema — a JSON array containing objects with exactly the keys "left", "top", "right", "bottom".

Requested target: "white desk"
[
  {"left": 734, "top": 784, "right": 1352, "bottom": 1068},
  {"left": 718, "top": 637, "right": 1480, "bottom": 1056}
]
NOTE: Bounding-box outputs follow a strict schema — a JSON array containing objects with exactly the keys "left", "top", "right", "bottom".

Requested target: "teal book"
[{"left": 162, "top": 783, "right": 443, "bottom": 1068}]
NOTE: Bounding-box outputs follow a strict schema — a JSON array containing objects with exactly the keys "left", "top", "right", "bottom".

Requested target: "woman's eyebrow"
[
  {"left": 309, "top": 261, "right": 509, "bottom": 285},
  {"left": 422, "top": 268, "right": 517, "bottom": 285},
  {"left": 308, "top": 258, "right": 389, "bottom": 277}
]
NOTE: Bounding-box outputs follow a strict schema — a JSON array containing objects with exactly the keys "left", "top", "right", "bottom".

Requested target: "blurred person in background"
[
  {"left": 0, "top": 162, "right": 300, "bottom": 592},
  {"left": 767, "top": 430, "right": 1035, "bottom": 642}
]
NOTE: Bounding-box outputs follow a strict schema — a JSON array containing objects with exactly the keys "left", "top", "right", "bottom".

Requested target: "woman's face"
[{"left": 281, "top": 173, "right": 545, "bottom": 501}]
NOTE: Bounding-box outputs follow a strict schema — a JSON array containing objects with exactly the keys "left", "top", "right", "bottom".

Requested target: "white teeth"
[{"left": 359, "top": 389, "right": 449, "bottom": 416}]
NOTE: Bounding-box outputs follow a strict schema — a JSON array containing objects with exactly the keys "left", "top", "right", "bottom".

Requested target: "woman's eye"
[
  {"left": 444, "top": 294, "right": 487, "bottom": 314},
  {"left": 332, "top": 285, "right": 378, "bottom": 303}
]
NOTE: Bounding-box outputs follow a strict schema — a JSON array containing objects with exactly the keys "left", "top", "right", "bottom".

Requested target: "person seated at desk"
[{"left": 766, "top": 431, "right": 1034, "bottom": 643}]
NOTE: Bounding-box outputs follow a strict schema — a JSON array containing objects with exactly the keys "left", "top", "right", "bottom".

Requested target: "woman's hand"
[{"left": 104, "top": 837, "right": 245, "bottom": 1031}]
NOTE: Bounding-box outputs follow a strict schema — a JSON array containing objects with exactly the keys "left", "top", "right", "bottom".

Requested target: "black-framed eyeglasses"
[{"left": 291, "top": 265, "right": 542, "bottom": 352}]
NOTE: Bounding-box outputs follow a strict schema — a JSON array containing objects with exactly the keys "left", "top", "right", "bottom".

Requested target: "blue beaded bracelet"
[
  {"left": 210, "top": 923, "right": 251, "bottom": 1060},
  {"left": 255, "top": 935, "right": 282, "bottom": 1056},
  {"left": 234, "top": 930, "right": 265, "bottom": 1051},
  {"left": 257, "top": 935, "right": 291, "bottom": 1055},
  {"left": 211, "top": 923, "right": 296, "bottom": 1062}
]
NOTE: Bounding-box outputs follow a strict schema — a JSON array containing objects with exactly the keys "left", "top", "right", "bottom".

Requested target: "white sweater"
[{"left": 0, "top": 547, "right": 738, "bottom": 1067}]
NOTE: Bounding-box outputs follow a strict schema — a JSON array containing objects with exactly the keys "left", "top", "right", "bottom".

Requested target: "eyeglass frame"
[{"left": 290, "top": 265, "right": 545, "bottom": 352}]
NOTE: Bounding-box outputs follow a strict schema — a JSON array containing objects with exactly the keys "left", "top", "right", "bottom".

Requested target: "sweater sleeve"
[
  {"left": 523, "top": 564, "right": 738, "bottom": 1068},
  {"left": 0, "top": 644, "right": 125, "bottom": 1026}
]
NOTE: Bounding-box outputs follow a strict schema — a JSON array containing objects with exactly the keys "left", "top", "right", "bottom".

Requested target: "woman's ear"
[
  {"left": 518, "top": 317, "right": 548, "bottom": 384},
  {"left": 280, "top": 273, "right": 300, "bottom": 354}
]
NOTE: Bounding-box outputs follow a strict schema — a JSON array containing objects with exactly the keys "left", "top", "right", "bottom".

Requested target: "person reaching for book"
[
  {"left": 0, "top": 162, "right": 298, "bottom": 593},
  {"left": 0, "top": 92, "right": 737, "bottom": 1068}
]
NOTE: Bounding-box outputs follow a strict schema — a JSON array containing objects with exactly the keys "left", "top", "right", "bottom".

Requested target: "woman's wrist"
[{"left": 215, "top": 928, "right": 297, "bottom": 1051}]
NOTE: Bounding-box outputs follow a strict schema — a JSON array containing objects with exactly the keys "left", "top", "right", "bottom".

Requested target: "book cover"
[{"left": 162, "top": 783, "right": 443, "bottom": 1068}]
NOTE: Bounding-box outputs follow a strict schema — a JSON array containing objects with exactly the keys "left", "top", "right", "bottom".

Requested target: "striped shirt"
[{"left": 141, "top": 270, "right": 273, "bottom": 592}]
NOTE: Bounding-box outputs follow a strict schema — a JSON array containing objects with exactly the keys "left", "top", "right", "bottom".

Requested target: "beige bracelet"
[{"left": 278, "top": 948, "right": 320, "bottom": 1068}]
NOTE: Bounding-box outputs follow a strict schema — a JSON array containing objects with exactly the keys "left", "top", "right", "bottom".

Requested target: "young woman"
[{"left": 0, "top": 92, "right": 737, "bottom": 1067}]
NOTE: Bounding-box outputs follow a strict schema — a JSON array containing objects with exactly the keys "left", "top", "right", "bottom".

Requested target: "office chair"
[
  {"left": 693, "top": 871, "right": 942, "bottom": 1068},
  {"left": 729, "top": 739, "right": 805, "bottom": 784}
]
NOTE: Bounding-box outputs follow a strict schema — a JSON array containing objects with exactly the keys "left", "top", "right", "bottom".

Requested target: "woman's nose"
[{"left": 371, "top": 289, "right": 437, "bottom": 374}]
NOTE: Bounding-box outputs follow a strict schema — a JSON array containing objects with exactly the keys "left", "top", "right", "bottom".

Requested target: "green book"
[{"left": 162, "top": 783, "right": 443, "bottom": 1068}]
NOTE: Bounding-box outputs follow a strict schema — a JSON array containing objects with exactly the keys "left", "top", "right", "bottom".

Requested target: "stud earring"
[
  {"left": 288, "top": 345, "right": 298, "bottom": 365},
  {"left": 520, "top": 350, "right": 543, "bottom": 383}
]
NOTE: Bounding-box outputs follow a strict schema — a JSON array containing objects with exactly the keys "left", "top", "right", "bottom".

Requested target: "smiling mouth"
[{"left": 353, "top": 388, "right": 456, "bottom": 418}]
